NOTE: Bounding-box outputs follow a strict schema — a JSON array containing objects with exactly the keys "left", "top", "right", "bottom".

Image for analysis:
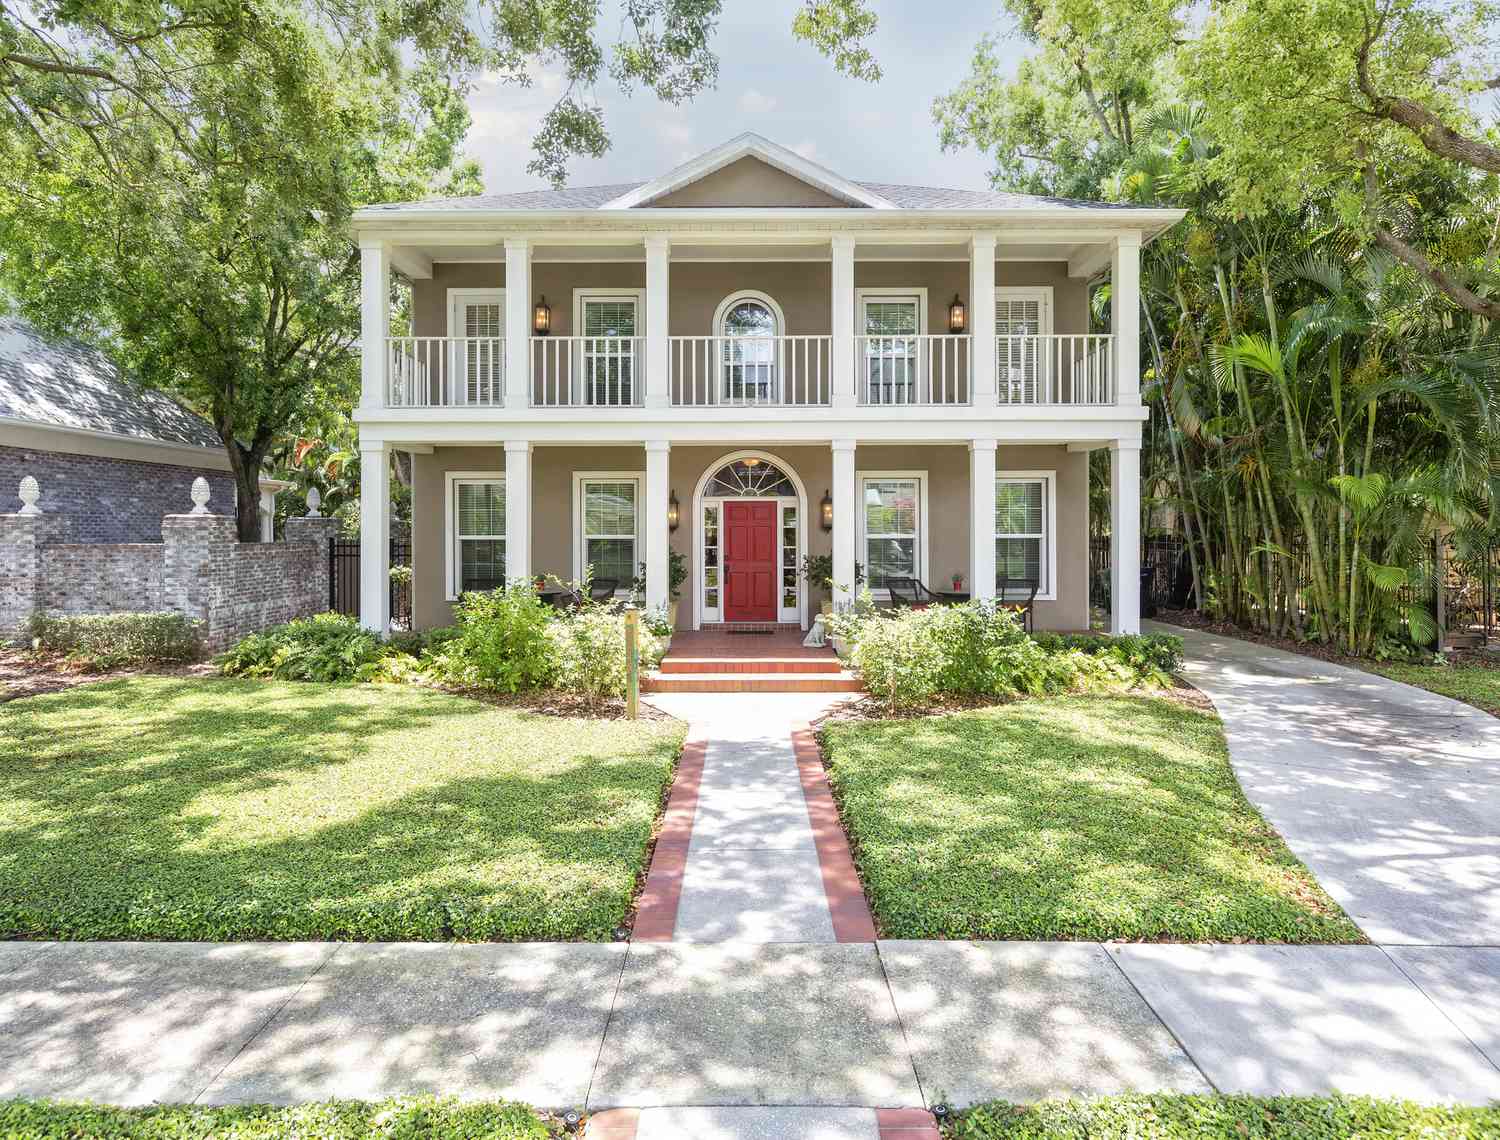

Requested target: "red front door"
[{"left": 723, "top": 500, "right": 778, "bottom": 622}]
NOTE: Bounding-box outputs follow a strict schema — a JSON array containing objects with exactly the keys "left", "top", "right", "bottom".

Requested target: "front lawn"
[
  {"left": 1362, "top": 659, "right": 1500, "bottom": 718},
  {"left": 821, "top": 696, "right": 1361, "bottom": 942},
  {"left": 0, "top": 677, "right": 684, "bottom": 941},
  {"left": 0, "top": 1097, "right": 556, "bottom": 1137},
  {"left": 951, "top": 1095, "right": 1499, "bottom": 1139}
]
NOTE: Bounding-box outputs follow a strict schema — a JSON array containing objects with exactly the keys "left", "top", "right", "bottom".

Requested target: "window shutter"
[{"left": 460, "top": 302, "right": 503, "bottom": 404}]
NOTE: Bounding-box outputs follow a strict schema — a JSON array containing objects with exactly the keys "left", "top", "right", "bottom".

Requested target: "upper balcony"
[{"left": 383, "top": 332, "right": 1116, "bottom": 410}]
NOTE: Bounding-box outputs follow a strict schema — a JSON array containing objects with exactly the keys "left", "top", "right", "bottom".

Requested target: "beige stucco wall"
[
  {"left": 649, "top": 158, "right": 855, "bottom": 208},
  {"left": 409, "top": 441, "right": 1090, "bottom": 632},
  {"left": 409, "top": 259, "right": 1089, "bottom": 339}
]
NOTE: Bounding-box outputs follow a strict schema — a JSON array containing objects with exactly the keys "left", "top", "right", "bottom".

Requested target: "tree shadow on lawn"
[
  {"left": 0, "top": 677, "right": 681, "bottom": 941},
  {"left": 825, "top": 696, "right": 1362, "bottom": 943}
]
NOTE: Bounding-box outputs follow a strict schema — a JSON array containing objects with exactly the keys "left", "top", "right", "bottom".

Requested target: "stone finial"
[
  {"left": 189, "top": 476, "right": 212, "bottom": 515},
  {"left": 305, "top": 486, "right": 322, "bottom": 517},
  {"left": 17, "top": 475, "right": 41, "bottom": 515}
]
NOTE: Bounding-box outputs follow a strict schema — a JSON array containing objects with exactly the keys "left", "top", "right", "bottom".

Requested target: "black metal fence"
[
  {"left": 1089, "top": 535, "right": 1191, "bottom": 616},
  {"left": 329, "top": 538, "right": 412, "bottom": 629}
]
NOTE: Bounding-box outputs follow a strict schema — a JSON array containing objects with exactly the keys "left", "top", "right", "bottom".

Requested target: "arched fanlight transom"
[{"left": 705, "top": 458, "right": 796, "bottom": 498}]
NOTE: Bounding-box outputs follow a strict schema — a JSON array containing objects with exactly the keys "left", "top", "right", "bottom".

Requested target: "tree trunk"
[{"left": 223, "top": 440, "right": 265, "bottom": 542}]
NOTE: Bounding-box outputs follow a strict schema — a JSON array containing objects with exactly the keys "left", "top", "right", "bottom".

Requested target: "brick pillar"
[
  {"left": 0, "top": 513, "right": 74, "bottom": 642},
  {"left": 162, "top": 513, "right": 237, "bottom": 648},
  {"left": 285, "top": 515, "right": 341, "bottom": 615}
]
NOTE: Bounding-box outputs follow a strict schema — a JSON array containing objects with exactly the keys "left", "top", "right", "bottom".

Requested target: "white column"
[
  {"left": 505, "top": 238, "right": 531, "bottom": 408},
  {"left": 831, "top": 439, "right": 858, "bottom": 609},
  {"left": 1111, "top": 441, "right": 1142, "bottom": 635},
  {"left": 969, "top": 438, "right": 997, "bottom": 601},
  {"left": 358, "top": 442, "right": 390, "bottom": 632},
  {"left": 504, "top": 440, "right": 532, "bottom": 583},
  {"left": 830, "top": 235, "right": 857, "bottom": 410},
  {"left": 359, "top": 242, "right": 390, "bottom": 410},
  {"left": 1111, "top": 231, "right": 1142, "bottom": 406},
  {"left": 644, "top": 440, "right": 671, "bottom": 610},
  {"left": 258, "top": 487, "right": 277, "bottom": 543},
  {"left": 969, "top": 235, "right": 996, "bottom": 405},
  {"left": 644, "top": 236, "right": 671, "bottom": 409}
]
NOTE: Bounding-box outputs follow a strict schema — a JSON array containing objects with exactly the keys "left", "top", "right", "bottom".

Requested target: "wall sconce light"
[
  {"left": 820, "top": 489, "right": 833, "bottom": 531},
  {"left": 533, "top": 296, "right": 551, "bottom": 336},
  {"left": 668, "top": 490, "right": 680, "bottom": 532},
  {"left": 947, "top": 293, "right": 967, "bottom": 334}
]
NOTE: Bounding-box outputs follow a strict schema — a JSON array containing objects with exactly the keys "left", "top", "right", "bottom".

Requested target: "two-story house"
[{"left": 351, "top": 134, "right": 1182, "bottom": 636}]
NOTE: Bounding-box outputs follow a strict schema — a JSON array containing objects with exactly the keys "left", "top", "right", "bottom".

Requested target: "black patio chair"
[
  {"left": 588, "top": 578, "right": 620, "bottom": 604},
  {"left": 997, "top": 572, "right": 1040, "bottom": 632},
  {"left": 885, "top": 576, "right": 945, "bottom": 608}
]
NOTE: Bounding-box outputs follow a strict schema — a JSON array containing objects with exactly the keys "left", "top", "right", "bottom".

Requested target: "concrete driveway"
[{"left": 1155, "top": 622, "right": 1500, "bottom": 946}]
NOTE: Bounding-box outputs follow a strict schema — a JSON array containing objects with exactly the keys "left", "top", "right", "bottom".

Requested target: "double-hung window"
[
  {"left": 995, "top": 474, "right": 1051, "bottom": 596},
  {"left": 450, "top": 475, "right": 505, "bottom": 597},
  {"left": 861, "top": 475, "right": 921, "bottom": 589},
  {"left": 579, "top": 295, "right": 638, "bottom": 406},
  {"left": 448, "top": 291, "right": 505, "bottom": 406},
  {"left": 860, "top": 293, "right": 923, "bottom": 404},
  {"left": 995, "top": 287, "right": 1052, "bottom": 404},
  {"left": 579, "top": 476, "right": 640, "bottom": 589}
]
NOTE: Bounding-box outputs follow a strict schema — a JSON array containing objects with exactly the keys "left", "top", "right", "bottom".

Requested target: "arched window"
[
  {"left": 704, "top": 457, "right": 796, "bottom": 498},
  {"left": 716, "top": 291, "right": 782, "bottom": 403}
]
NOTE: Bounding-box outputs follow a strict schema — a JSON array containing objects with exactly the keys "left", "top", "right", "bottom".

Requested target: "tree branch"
[{"left": 1372, "top": 225, "right": 1500, "bottom": 321}]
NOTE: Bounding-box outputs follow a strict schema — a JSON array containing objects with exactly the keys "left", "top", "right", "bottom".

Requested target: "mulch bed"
[{"left": 0, "top": 649, "right": 213, "bottom": 704}]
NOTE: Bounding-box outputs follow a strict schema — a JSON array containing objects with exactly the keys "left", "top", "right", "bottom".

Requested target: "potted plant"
[
  {"left": 631, "top": 551, "right": 690, "bottom": 629},
  {"left": 951, "top": 572, "right": 965, "bottom": 593},
  {"left": 800, "top": 553, "right": 834, "bottom": 615},
  {"left": 644, "top": 604, "right": 674, "bottom": 653}
]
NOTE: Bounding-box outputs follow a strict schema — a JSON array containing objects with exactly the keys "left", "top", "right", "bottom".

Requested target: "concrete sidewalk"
[
  {"left": 1155, "top": 622, "right": 1500, "bottom": 945},
  {"left": 3, "top": 939, "right": 1498, "bottom": 1114}
]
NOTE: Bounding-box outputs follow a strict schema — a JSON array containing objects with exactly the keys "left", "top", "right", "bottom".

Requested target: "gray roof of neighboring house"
[
  {"left": 360, "top": 180, "right": 1154, "bottom": 214},
  {"left": 0, "top": 317, "right": 221, "bottom": 450}
]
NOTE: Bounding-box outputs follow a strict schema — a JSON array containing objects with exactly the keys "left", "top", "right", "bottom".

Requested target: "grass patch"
[
  {"left": 821, "top": 696, "right": 1361, "bottom": 942},
  {"left": 950, "top": 1094, "right": 1500, "bottom": 1138},
  {"left": 0, "top": 1096, "right": 556, "bottom": 1137},
  {"left": 0, "top": 676, "right": 684, "bottom": 941},
  {"left": 1362, "top": 659, "right": 1500, "bottom": 718}
]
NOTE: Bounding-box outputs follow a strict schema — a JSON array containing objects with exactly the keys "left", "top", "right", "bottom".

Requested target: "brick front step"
[
  {"left": 658, "top": 656, "right": 844, "bottom": 675},
  {"left": 642, "top": 671, "right": 864, "bottom": 693}
]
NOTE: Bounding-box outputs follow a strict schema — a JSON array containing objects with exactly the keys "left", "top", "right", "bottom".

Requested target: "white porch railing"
[
  {"left": 857, "top": 334, "right": 971, "bottom": 406},
  {"left": 531, "top": 336, "right": 644, "bottom": 407},
  {"left": 670, "top": 335, "right": 832, "bottom": 407},
  {"left": 386, "top": 337, "right": 505, "bottom": 407},
  {"left": 996, "top": 334, "right": 1114, "bottom": 405}
]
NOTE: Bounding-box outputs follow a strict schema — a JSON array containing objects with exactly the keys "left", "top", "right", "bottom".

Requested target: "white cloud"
[{"left": 737, "top": 89, "right": 777, "bottom": 114}]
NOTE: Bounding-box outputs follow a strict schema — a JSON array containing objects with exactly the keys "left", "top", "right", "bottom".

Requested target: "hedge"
[{"left": 28, "top": 611, "right": 201, "bottom": 667}]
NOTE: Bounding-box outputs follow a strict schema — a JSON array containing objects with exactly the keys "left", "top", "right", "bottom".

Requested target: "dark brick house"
[{"left": 0, "top": 317, "right": 236, "bottom": 540}]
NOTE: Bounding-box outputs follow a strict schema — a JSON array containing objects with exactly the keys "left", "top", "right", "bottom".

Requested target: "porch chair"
[
  {"left": 997, "top": 572, "right": 1040, "bottom": 633},
  {"left": 885, "top": 576, "right": 945, "bottom": 608},
  {"left": 588, "top": 578, "right": 620, "bottom": 604}
]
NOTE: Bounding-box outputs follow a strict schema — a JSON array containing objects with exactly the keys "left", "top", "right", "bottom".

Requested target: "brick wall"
[
  {"left": 39, "top": 544, "right": 164, "bottom": 614},
  {"left": 0, "top": 445, "right": 235, "bottom": 543}
]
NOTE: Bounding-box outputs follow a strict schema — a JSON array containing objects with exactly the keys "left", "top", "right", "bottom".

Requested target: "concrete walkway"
[{"left": 1155, "top": 622, "right": 1500, "bottom": 945}]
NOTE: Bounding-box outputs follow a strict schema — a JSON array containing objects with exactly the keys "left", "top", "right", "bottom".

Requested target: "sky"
[{"left": 463, "top": 2, "right": 1027, "bottom": 196}]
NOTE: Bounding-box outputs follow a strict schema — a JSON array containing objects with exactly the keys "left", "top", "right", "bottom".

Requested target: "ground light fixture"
[
  {"left": 947, "top": 293, "right": 966, "bottom": 334},
  {"left": 668, "top": 491, "right": 680, "bottom": 532},
  {"left": 820, "top": 490, "right": 834, "bottom": 531},
  {"left": 533, "top": 296, "right": 551, "bottom": 335}
]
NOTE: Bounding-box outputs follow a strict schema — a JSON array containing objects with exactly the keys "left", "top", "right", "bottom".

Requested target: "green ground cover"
[
  {"left": 821, "top": 696, "right": 1362, "bottom": 942},
  {"left": 0, "top": 677, "right": 683, "bottom": 941},
  {"left": 1363, "top": 659, "right": 1500, "bottom": 718}
]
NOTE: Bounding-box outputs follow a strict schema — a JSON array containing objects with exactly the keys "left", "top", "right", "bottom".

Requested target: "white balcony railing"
[
  {"left": 857, "top": 334, "right": 971, "bottom": 406},
  {"left": 387, "top": 336, "right": 505, "bottom": 407},
  {"left": 670, "top": 335, "right": 833, "bottom": 407},
  {"left": 531, "top": 336, "right": 644, "bottom": 407},
  {"left": 996, "top": 334, "right": 1114, "bottom": 405}
]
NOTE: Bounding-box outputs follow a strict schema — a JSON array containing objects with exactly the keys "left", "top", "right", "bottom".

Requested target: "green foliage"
[
  {"left": 427, "top": 584, "right": 558, "bottom": 692},
  {"left": 29, "top": 611, "right": 201, "bottom": 668},
  {"left": 215, "top": 613, "right": 387, "bottom": 683},
  {"left": 548, "top": 606, "right": 663, "bottom": 705},
  {"left": 800, "top": 553, "right": 834, "bottom": 589},
  {"left": 0, "top": 676, "right": 684, "bottom": 941},
  {"left": 0, "top": 1097, "right": 555, "bottom": 1138},
  {"left": 792, "top": 0, "right": 883, "bottom": 82},
  {"left": 952, "top": 1094, "right": 1499, "bottom": 1139},
  {"left": 1363, "top": 659, "right": 1500, "bottom": 719},
  {"left": 821, "top": 698, "right": 1362, "bottom": 942},
  {"left": 842, "top": 603, "right": 1177, "bottom": 713}
]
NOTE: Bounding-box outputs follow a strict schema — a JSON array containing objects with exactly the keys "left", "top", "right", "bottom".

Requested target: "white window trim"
[
  {"left": 710, "top": 289, "right": 786, "bottom": 404},
  {"left": 572, "top": 471, "right": 643, "bottom": 593},
  {"left": 854, "top": 287, "right": 929, "bottom": 335},
  {"left": 854, "top": 469, "right": 930, "bottom": 601},
  {"left": 571, "top": 289, "right": 647, "bottom": 406},
  {"left": 446, "top": 288, "right": 506, "bottom": 339},
  {"left": 445, "top": 470, "right": 505, "bottom": 602},
  {"left": 994, "top": 286, "right": 1054, "bottom": 335},
  {"left": 996, "top": 469, "right": 1058, "bottom": 602}
]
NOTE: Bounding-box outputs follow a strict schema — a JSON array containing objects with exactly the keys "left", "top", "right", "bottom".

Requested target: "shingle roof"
[
  {"left": 361, "top": 179, "right": 1156, "bottom": 214},
  {"left": 0, "top": 317, "right": 221, "bottom": 450}
]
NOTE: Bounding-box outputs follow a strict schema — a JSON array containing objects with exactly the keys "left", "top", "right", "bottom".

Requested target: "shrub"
[
  {"left": 549, "top": 604, "right": 663, "bottom": 704},
  {"left": 849, "top": 610, "right": 948, "bottom": 713},
  {"left": 30, "top": 611, "right": 201, "bottom": 668},
  {"left": 215, "top": 612, "right": 385, "bottom": 682},
  {"left": 425, "top": 583, "right": 556, "bottom": 692},
  {"left": 1032, "top": 631, "right": 1183, "bottom": 679}
]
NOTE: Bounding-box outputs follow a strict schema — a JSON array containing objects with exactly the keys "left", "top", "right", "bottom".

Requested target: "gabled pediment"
[{"left": 602, "top": 134, "right": 894, "bottom": 210}]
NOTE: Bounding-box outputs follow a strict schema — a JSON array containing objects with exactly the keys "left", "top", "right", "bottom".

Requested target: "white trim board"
[
  {"left": 996, "top": 468, "right": 1058, "bottom": 602},
  {"left": 444, "top": 469, "right": 505, "bottom": 601}
]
